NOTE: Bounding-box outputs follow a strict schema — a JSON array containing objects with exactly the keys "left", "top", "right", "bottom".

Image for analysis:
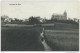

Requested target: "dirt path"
[
  {"left": 41, "top": 27, "right": 52, "bottom": 51},
  {"left": 41, "top": 40, "right": 52, "bottom": 51}
]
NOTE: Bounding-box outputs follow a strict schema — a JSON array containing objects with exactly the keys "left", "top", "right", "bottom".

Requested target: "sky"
[{"left": 1, "top": 1, "right": 79, "bottom": 20}]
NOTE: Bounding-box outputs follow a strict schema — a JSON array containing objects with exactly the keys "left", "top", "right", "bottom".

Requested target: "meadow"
[
  {"left": 1, "top": 23, "right": 79, "bottom": 51},
  {"left": 44, "top": 29, "right": 79, "bottom": 51},
  {"left": 1, "top": 27, "right": 44, "bottom": 51}
]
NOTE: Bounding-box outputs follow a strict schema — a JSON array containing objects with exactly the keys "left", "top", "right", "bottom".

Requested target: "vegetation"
[
  {"left": 28, "top": 16, "right": 41, "bottom": 24},
  {"left": 1, "top": 15, "right": 79, "bottom": 25},
  {"left": 44, "top": 30, "right": 79, "bottom": 51},
  {"left": 1, "top": 27, "right": 44, "bottom": 51},
  {"left": 1, "top": 15, "right": 79, "bottom": 51}
]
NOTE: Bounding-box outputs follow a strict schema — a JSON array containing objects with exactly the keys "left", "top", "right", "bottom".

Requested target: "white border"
[
  {"left": 0, "top": 0, "right": 79, "bottom": 1},
  {"left": 0, "top": 0, "right": 80, "bottom": 53}
]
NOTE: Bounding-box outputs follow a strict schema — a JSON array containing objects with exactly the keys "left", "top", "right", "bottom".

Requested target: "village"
[{"left": 1, "top": 11, "right": 79, "bottom": 51}]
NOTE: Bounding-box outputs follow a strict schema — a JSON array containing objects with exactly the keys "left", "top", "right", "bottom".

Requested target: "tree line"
[{"left": 1, "top": 15, "right": 79, "bottom": 25}]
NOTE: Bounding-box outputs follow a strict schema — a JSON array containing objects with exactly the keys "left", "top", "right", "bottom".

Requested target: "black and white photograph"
[{"left": 1, "top": 1, "right": 79, "bottom": 51}]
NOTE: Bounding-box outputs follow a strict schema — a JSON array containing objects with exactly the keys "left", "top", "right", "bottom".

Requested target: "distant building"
[{"left": 51, "top": 11, "right": 67, "bottom": 20}]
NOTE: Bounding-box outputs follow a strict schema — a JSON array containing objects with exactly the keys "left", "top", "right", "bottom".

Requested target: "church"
[{"left": 51, "top": 11, "right": 67, "bottom": 20}]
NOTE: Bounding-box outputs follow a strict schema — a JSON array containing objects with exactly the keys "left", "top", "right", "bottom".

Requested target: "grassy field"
[
  {"left": 44, "top": 29, "right": 79, "bottom": 51},
  {"left": 1, "top": 27, "right": 44, "bottom": 51},
  {"left": 1, "top": 23, "right": 79, "bottom": 51}
]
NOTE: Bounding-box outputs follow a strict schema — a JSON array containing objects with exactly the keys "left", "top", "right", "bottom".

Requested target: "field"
[
  {"left": 1, "top": 27, "right": 44, "bottom": 51},
  {"left": 44, "top": 29, "right": 79, "bottom": 51},
  {"left": 1, "top": 23, "right": 79, "bottom": 51}
]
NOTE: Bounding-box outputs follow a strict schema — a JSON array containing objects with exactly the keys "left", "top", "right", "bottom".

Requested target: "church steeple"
[{"left": 64, "top": 10, "right": 67, "bottom": 20}]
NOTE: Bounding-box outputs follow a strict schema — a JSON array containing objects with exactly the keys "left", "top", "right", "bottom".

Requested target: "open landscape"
[
  {"left": 1, "top": 23, "right": 79, "bottom": 51},
  {"left": 1, "top": 1, "right": 79, "bottom": 51},
  {"left": 1, "top": 26, "right": 44, "bottom": 51},
  {"left": 45, "top": 29, "right": 79, "bottom": 51}
]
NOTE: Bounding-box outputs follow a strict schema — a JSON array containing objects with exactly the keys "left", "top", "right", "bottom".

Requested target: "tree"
[
  {"left": 28, "top": 16, "right": 40, "bottom": 24},
  {"left": 11, "top": 18, "right": 23, "bottom": 24},
  {"left": 77, "top": 19, "right": 79, "bottom": 23},
  {"left": 1, "top": 15, "right": 9, "bottom": 24},
  {"left": 1, "top": 15, "right": 9, "bottom": 22}
]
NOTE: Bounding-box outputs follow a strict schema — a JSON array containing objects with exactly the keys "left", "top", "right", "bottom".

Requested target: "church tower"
[{"left": 64, "top": 11, "right": 67, "bottom": 20}]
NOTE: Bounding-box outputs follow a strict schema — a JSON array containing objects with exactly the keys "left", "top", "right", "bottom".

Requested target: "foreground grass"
[
  {"left": 1, "top": 25, "right": 79, "bottom": 51},
  {"left": 45, "top": 30, "right": 79, "bottom": 51},
  {"left": 1, "top": 27, "right": 44, "bottom": 51}
]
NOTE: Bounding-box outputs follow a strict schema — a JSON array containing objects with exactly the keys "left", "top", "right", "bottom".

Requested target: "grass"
[
  {"left": 1, "top": 23, "right": 79, "bottom": 51},
  {"left": 1, "top": 27, "right": 44, "bottom": 51},
  {"left": 44, "top": 30, "right": 79, "bottom": 51}
]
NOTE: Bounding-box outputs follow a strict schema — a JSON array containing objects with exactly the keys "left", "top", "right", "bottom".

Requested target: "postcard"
[{"left": 1, "top": 0, "right": 79, "bottom": 52}]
